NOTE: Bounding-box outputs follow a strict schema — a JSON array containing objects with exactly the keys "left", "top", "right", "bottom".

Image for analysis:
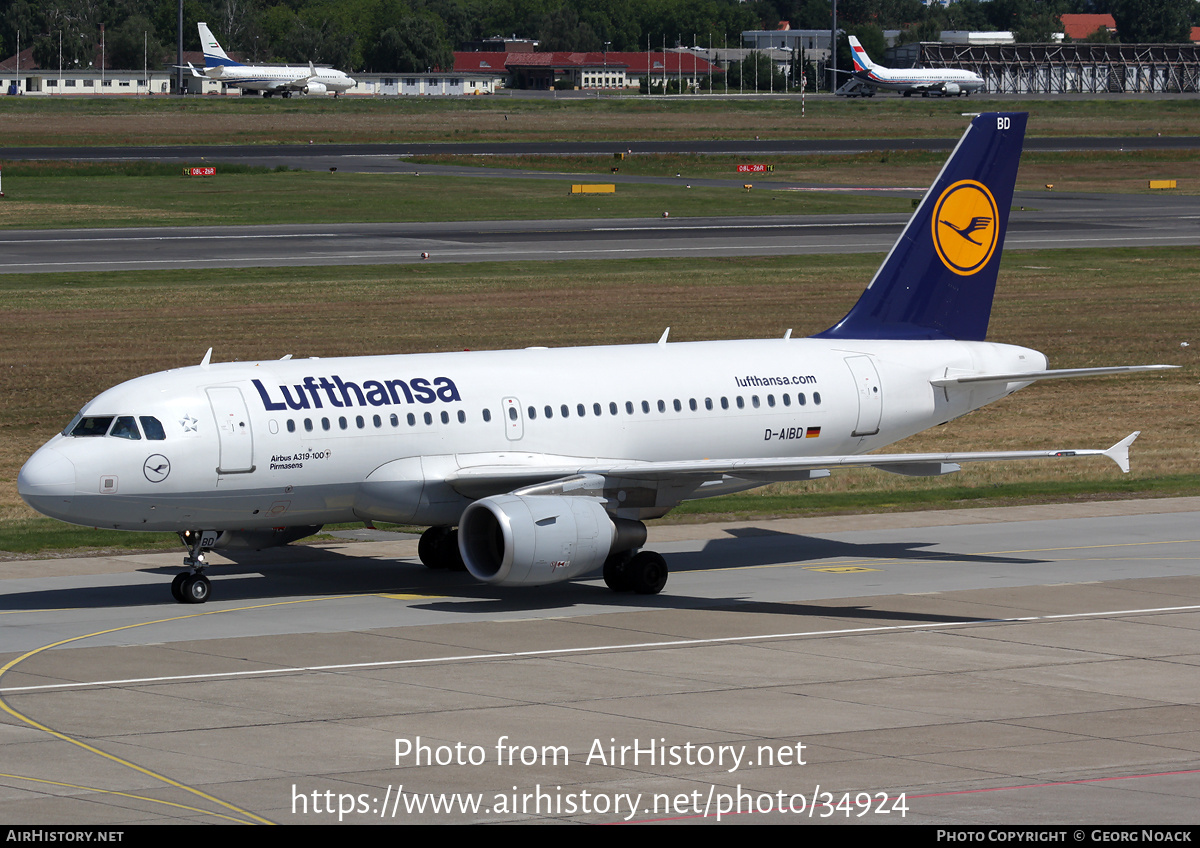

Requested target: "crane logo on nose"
[{"left": 144, "top": 455, "right": 171, "bottom": 483}]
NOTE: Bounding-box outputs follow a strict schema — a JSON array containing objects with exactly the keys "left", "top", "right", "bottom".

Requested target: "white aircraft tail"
[
  {"left": 848, "top": 36, "right": 879, "bottom": 74},
  {"left": 198, "top": 22, "right": 238, "bottom": 68}
]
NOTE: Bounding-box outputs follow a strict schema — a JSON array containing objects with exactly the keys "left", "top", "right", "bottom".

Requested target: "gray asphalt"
[
  {"left": 2, "top": 499, "right": 1198, "bottom": 824},
  {"left": 3, "top": 192, "right": 1198, "bottom": 274}
]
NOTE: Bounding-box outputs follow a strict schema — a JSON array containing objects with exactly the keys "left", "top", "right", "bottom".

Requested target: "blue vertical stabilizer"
[{"left": 815, "top": 112, "right": 1028, "bottom": 342}]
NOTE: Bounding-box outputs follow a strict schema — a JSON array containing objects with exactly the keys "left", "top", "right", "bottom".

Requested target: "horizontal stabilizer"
[
  {"left": 932, "top": 365, "right": 1178, "bottom": 387},
  {"left": 1102, "top": 431, "right": 1139, "bottom": 474}
]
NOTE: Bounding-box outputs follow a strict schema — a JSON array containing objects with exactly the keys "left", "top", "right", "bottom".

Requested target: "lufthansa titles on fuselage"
[{"left": 252, "top": 375, "right": 461, "bottom": 412}]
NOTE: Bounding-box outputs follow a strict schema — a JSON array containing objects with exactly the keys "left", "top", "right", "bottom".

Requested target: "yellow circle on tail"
[{"left": 931, "top": 180, "right": 999, "bottom": 276}]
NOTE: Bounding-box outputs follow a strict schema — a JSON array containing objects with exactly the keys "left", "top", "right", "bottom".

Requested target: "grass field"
[
  {"left": 412, "top": 148, "right": 1198, "bottom": 195},
  {"left": 2, "top": 248, "right": 1195, "bottom": 556},
  {"left": 0, "top": 164, "right": 911, "bottom": 229},
  {"left": 0, "top": 96, "right": 1197, "bottom": 146},
  {"left": 0, "top": 145, "right": 1192, "bottom": 231}
]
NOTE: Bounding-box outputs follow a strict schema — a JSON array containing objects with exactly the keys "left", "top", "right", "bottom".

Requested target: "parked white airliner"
[
  {"left": 19, "top": 113, "right": 1173, "bottom": 604},
  {"left": 848, "top": 35, "right": 984, "bottom": 97},
  {"left": 188, "top": 22, "right": 355, "bottom": 97}
]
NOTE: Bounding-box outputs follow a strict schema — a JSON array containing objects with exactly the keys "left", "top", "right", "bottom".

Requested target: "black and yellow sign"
[{"left": 931, "top": 179, "right": 998, "bottom": 276}]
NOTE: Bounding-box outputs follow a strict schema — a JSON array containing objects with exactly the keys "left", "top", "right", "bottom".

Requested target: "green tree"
[
  {"left": 1110, "top": 0, "right": 1192, "bottom": 42},
  {"left": 368, "top": 13, "right": 452, "bottom": 72},
  {"left": 726, "top": 50, "right": 786, "bottom": 90},
  {"left": 105, "top": 15, "right": 168, "bottom": 69}
]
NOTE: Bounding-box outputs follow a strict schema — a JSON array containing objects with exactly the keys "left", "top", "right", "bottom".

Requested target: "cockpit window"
[
  {"left": 139, "top": 416, "right": 166, "bottom": 440},
  {"left": 109, "top": 416, "right": 141, "bottom": 440},
  {"left": 70, "top": 416, "right": 114, "bottom": 437},
  {"left": 61, "top": 413, "right": 83, "bottom": 436}
]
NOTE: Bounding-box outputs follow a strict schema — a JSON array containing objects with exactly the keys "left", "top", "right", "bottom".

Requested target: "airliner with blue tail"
[
  {"left": 847, "top": 35, "right": 984, "bottom": 97},
  {"left": 187, "top": 22, "right": 355, "bottom": 97},
  {"left": 18, "top": 113, "right": 1173, "bottom": 604}
]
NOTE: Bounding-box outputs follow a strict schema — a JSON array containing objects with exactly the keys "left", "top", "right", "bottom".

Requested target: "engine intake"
[{"left": 458, "top": 495, "right": 645, "bottom": 586}]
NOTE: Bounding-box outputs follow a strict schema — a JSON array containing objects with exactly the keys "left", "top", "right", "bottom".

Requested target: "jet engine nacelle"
[
  {"left": 302, "top": 81, "right": 327, "bottom": 95},
  {"left": 943, "top": 82, "right": 961, "bottom": 95},
  {"left": 458, "top": 494, "right": 646, "bottom": 586}
]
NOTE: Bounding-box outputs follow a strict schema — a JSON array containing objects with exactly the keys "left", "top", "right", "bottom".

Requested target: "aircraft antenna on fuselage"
[{"left": 200, "top": 347, "right": 212, "bottom": 367}]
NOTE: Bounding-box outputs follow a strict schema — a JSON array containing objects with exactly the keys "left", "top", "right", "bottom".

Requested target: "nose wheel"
[
  {"left": 171, "top": 571, "right": 211, "bottom": 604},
  {"left": 174, "top": 530, "right": 218, "bottom": 604}
]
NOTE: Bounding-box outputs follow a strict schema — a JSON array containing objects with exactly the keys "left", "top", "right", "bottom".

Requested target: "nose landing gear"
[{"left": 173, "top": 530, "right": 218, "bottom": 604}]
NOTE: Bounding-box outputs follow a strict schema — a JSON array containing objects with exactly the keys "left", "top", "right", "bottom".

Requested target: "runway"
[
  {"left": 2, "top": 499, "right": 1198, "bottom": 824},
  {"left": 4, "top": 192, "right": 1199, "bottom": 273}
]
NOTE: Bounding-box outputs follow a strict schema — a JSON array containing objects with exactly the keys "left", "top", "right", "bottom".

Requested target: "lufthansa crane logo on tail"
[{"left": 932, "top": 180, "right": 999, "bottom": 276}]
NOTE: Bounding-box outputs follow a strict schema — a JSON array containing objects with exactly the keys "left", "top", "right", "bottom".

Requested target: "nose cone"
[{"left": 18, "top": 446, "right": 76, "bottom": 517}]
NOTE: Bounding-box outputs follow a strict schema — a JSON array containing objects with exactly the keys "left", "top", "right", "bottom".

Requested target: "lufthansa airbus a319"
[{"left": 18, "top": 113, "right": 1174, "bottom": 604}]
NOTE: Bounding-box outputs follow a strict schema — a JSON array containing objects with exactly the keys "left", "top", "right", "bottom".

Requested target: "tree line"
[{"left": 1, "top": 0, "right": 1195, "bottom": 75}]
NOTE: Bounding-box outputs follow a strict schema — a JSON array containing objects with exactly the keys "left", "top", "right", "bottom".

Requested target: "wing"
[{"left": 444, "top": 433, "right": 1140, "bottom": 510}]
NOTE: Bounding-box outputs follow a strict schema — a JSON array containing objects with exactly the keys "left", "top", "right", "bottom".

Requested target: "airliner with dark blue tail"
[{"left": 18, "top": 113, "right": 1173, "bottom": 603}]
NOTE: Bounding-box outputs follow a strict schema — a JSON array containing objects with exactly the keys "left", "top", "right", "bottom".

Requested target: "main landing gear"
[
  {"left": 172, "top": 529, "right": 217, "bottom": 604},
  {"left": 418, "top": 525, "right": 466, "bottom": 571},
  {"left": 602, "top": 549, "right": 668, "bottom": 595}
]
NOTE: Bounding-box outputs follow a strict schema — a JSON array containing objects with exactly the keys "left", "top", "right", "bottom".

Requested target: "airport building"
[{"left": 915, "top": 42, "right": 1200, "bottom": 93}]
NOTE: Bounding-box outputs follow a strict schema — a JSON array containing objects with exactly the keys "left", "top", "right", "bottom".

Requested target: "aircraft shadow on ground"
[{"left": 0, "top": 528, "right": 1044, "bottom": 624}]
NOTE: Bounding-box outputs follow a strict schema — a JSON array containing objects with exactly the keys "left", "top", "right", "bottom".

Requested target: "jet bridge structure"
[{"left": 913, "top": 42, "right": 1200, "bottom": 94}]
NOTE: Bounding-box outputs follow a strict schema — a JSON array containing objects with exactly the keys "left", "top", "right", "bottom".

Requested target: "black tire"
[
  {"left": 628, "top": 551, "right": 668, "bottom": 595},
  {"left": 603, "top": 551, "right": 633, "bottom": 592},
  {"left": 171, "top": 572, "right": 188, "bottom": 603},
  {"left": 182, "top": 573, "right": 210, "bottom": 604},
  {"left": 440, "top": 529, "right": 467, "bottom": 572},
  {"left": 419, "top": 526, "right": 451, "bottom": 569}
]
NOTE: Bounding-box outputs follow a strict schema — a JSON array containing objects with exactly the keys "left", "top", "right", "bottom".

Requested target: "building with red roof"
[
  {"left": 1060, "top": 14, "right": 1117, "bottom": 41},
  {"left": 454, "top": 50, "right": 719, "bottom": 90}
]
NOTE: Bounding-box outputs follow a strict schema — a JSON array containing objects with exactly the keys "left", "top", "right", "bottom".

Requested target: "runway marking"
[
  {"left": 0, "top": 595, "right": 352, "bottom": 826},
  {"left": 0, "top": 232, "right": 342, "bottom": 244},
  {"left": 591, "top": 222, "right": 902, "bottom": 231},
  {"left": 3, "top": 233, "right": 1196, "bottom": 272},
  {"left": 803, "top": 566, "right": 882, "bottom": 573},
  {"left": 0, "top": 772, "right": 258, "bottom": 824},
  {"left": 4, "top": 601, "right": 1198, "bottom": 696},
  {"left": 692, "top": 537, "right": 1200, "bottom": 574},
  {"left": 913, "top": 767, "right": 1200, "bottom": 800}
]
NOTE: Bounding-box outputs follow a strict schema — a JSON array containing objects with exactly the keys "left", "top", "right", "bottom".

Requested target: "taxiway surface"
[
  {"left": 2, "top": 499, "right": 1198, "bottom": 824},
  {"left": 4, "top": 192, "right": 1199, "bottom": 274}
]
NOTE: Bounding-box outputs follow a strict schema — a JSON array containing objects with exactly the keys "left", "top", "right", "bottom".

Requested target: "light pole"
[{"left": 603, "top": 40, "right": 610, "bottom": 96}]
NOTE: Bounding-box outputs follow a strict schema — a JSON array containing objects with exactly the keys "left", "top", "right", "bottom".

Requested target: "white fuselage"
[
  {"left": 19, "top": 337, "right": 1043, "bottom": 534},
  {"left": 857, "top": 66, "right": 984, "bottom": 95},
  {"left": 206, "top": 63, "right": 355, "bottom": 94}
]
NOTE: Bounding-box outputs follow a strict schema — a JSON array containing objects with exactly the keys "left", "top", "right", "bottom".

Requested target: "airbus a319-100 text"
[
  {"left": 19, "top": 113, "right": 1174, "bottom": 604},
  {"left": 187, "top": 22, "right": 355, "bottom": 98}
]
